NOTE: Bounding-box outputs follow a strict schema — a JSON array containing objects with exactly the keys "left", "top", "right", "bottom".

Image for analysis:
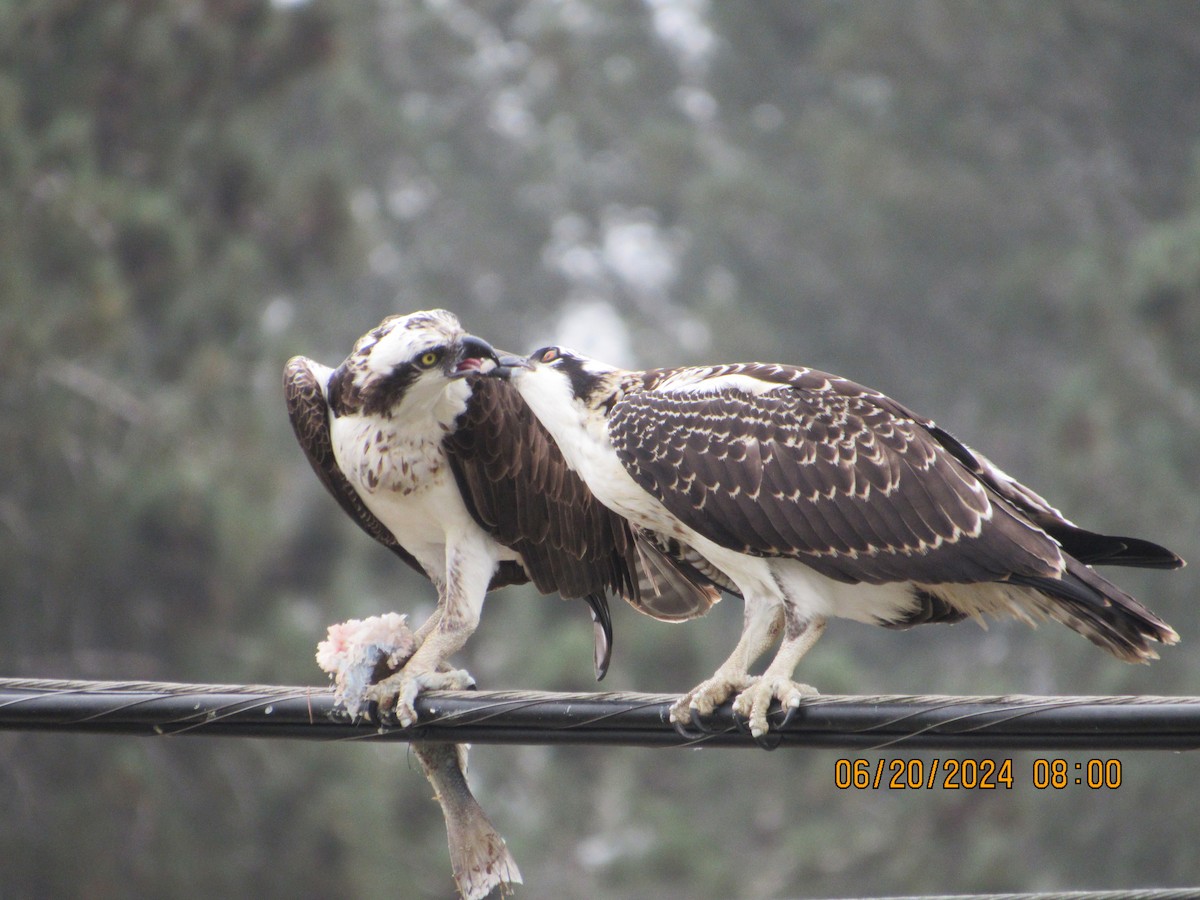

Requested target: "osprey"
[
  {"left": 493, "top": 347, "right": 1183, "bottom": 738},
  {"left": 285, "top": 311, "right": 715, "bottom": 725}
]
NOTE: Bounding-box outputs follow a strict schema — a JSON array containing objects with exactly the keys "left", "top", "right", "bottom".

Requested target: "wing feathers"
[
  {"left": 612, "top": 363, "right": 1179, "bottom": 594},
  {"left": 447, "top": 377, "right": 723, "bottom": 623},
  {"left": 284, "top": 357, "right": 427, "bottom": 579},
  {"left": 603, "top": 361, "right": 1178, "bottom": 662},
  {"left": 925, "top": 426, "right": 1182, "bottom": 570}
]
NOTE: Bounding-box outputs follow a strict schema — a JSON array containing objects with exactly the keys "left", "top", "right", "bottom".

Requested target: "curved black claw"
[
  {"left": 365, "top": 697, "right": 399, "bottom": 727},
  {"left": 672, "top": 715, "right": 707, "bottom": 741},
  {"left": 777, "top": 701, "right": 801, "bottom": 731},
  {"left": 690, "top": 705, "right": 722, "bottom": 735},
  {"left": 753, "top": 728, "right": 784, "bottom": 751},
  {"left": 730, "top": 701, "right": 791, "bottom": 749},
  {"left": 730, "top": 707, "right": 781, "bottom": 748}
]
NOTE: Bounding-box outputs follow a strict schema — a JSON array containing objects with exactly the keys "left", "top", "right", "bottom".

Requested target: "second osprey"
[
  {"left": 493, "top": 347, "right": 1182, "bottom": 738},
  {"left": 285, "top": 311, "right": 716, "bottom": 726}
]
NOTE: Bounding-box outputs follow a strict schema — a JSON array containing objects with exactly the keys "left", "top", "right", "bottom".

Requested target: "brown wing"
[
  {"left": 445, "top": 376, "right": 719, "bottom": 618},
  {"left": 445, "top": 375, "right": 633, "bottom": 599},
  {"left": 611, "top": 363, "right": 1178, "bottom": 659},
  {"left": 284, "top": 356, "right": 427, "bottom": 579},
  {"left": 609, "top": 364, "right": 1070, "bottom": 587},
  {"left": 927, "top": 429, "right": 1183, "bottom": 570}
]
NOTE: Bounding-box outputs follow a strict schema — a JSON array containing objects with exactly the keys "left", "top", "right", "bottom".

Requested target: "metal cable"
[
  {"left": 3, "top": 677, "right": 1200, "bottom": 750},
  {"left": 852, "top": 893, "right": 1200, "bottom": 900}
]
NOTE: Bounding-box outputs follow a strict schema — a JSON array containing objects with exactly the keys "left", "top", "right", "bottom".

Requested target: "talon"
[
  {"left": 691, "top": 710, "right": 734, "bottom": 734},
  {"left": 669, "top": 701, "right": 707, "bottom": 740},
  {"left": 362, "top": 699, "right": 383, "bottom": 725},
  {"left": 672, "top": 716, "right": 706, "bottom": 741},
  {"left": 444, "top": 671, "right": 476, "bottom": 692},
  {"left": 673, "top": 671, "right": 755, "bottom": 739},
  {"left": 732, "top": 678, "right": 818, "bottom": 739},
  {"left": 364, "top": 665, "right": 476, "bottom": 728},
  {"left": 373, "top": 700, "right": 402, "bottom": 727},
  {"left": 777, "top": 699, "right": 802, "bottom": 731},
  {"left": 753, "top": 728, "right": 784, "bottom": 751}
]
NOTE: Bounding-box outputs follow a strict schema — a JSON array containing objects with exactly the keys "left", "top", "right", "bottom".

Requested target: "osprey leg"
[
  {"left": 732, "top": 615, "right": 826, "bottom": 739},
  {"left": 669, "top": 596, "right": 784, "bottom": 731},
  {"left": 366, "top": 539, "right": 495, "bottom": 727}
]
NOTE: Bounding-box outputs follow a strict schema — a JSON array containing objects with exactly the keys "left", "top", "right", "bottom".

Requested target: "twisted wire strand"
[{"left": 3, "top": 677, "right": 1200, "bottom": 750}]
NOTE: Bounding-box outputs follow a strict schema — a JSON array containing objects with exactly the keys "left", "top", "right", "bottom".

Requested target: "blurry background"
[{"left": 3, "top": 1, "right": 1200, "bottom": 897}]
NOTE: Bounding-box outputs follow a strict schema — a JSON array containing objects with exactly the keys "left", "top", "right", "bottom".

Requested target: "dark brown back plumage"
[{"left": 607, "top": 362, "right": 1180, "bottom": 661}]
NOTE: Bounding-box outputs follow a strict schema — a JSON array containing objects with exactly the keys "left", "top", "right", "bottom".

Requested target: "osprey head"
[
  {"left": 494, "top": 345, "right": 625, "bottom": 414},
  {"left": 329, "top": 309, "right": 498, "bottom": 418}
]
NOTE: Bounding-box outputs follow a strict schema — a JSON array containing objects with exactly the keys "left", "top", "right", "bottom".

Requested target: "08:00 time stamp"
[{"left": 834, "top": 757, "right": 1122, "bottom": 790}]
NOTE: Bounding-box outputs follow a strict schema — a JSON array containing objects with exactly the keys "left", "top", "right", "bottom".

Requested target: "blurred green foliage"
[{"left": 3, "top": 1, "right": 1200, "bottom": 897}]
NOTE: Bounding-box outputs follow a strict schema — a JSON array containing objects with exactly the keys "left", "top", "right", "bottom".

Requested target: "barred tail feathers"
[{"left": 1009, "top": 556, "right": 1178, "bottom": 663}]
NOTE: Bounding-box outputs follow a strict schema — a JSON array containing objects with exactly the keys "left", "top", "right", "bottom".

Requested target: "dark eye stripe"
[{"left": 360, "top": 363, "right": 420, "bottom": 416}]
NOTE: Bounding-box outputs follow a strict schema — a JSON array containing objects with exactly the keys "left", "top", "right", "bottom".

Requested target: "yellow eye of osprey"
[
  {"left": 418, "top": 350, "right": 440, "bottom": 368},
  {"left": 539, "top": 347, "right": 560, "bottom": 363}
]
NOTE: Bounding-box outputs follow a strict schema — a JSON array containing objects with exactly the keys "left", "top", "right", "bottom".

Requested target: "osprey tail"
[{"left": 1012, "top": 556, "right": 1179, "bottom": 663}]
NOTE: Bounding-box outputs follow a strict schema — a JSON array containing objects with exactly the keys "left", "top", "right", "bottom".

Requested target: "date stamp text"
[{"left": 833, "top": 757, "right": 1122, "bottom": 790}]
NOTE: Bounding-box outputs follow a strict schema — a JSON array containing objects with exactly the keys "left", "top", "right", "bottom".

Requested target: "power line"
[
  {"left": 851, "top": 893, "right": 1200, "bottom": 900},
  {"left": 2, "top": 677, "right": 1200, "bottom": 750}
]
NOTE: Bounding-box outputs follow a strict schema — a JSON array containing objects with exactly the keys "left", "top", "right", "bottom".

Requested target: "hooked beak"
[
  {"left": 490, "top": 353, "right": 534, "bottom": 380},
  {"left": 451, "top": 334, "right": 500, "bottom": 378}
]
